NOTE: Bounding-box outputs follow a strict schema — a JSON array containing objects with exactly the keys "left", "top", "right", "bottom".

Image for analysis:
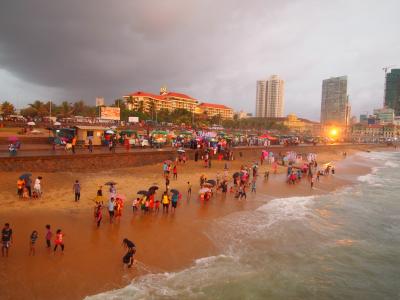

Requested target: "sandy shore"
[{"left": 0, "top": 145, "right": 385, "bottom": 299}]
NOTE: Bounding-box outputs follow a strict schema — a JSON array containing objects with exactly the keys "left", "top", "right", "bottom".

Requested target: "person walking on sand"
[
  {"left": 173, "top": 165, "right": 178, "bottom": 180},
  {"left": 73, "top": 180, "right": 81, "bottom": 202},
  {"left": 171, "top": 192, "right": 178, "bottom": 213},
  {"left": 25, "top": 176, "right": 32, "bottom": 198},
  {"left": 71, "top": 136, "right": 77, "bottom": 154},
  {"left": 53, "top": 229, "right": 65, "bottom": 253},
  {"left": 165, "top": 176, "right": 170, "bottom": 191},
  {"left": 45, "top": 224, "right": 52, "bottom": 249},
  {"left": 2, "top": 223, "right": 13, "bottom": 257},
  {"left": 29, "top": 230, "right": 38, "bottom": 256},
  {"left": 95, "top": 204, "right": 102, "bottom": 228},
  {"left": 311, "top": 176, "right": 315, "bottom": 189},
  {"left": 162, "top": 192, "right": 170, "bottom": 213},
  {"left": 34, "top": 176, "right": 42, "bottom": 198},
  {"left": 187, "top": 181, "right": 192, "bottom": 197},
  {"left": 108, "top": 198, "right": 115, "bottom": 224},
  {"left": 251, "top": 180, "right": 256, "bottom": 193},
  {"left": 88, "top": 138, "right": 93, "bottom": 153}
]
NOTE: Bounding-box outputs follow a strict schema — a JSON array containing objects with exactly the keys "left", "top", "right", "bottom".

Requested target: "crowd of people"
[{"left": 8, "top": 147, "right": 337, "bottom": 269}]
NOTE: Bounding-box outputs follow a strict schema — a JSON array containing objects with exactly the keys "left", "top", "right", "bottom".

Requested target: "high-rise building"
[
  {"left": 255, "top": 80, "right": 267, "bottom": 117},
  {"left": 255, "top": 75, "right": 285, "bottom": 118},
  {"left": 384, "top": 69, "right": 400, "bottom": 115},
  {"left": 320, "top": 76, "right": 351, "bottom": 126},
  {"left": 373, "top": 107, "right": 395, "bottom": 124}
]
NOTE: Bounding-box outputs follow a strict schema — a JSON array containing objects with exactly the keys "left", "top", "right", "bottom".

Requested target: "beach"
[{"left": 0, "top": 144, "right": 389, "bottom": 299}]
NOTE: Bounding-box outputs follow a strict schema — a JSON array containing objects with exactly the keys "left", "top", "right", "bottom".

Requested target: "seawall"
[{"left": 0, "top": 144, "right": 385, "bottom": 172}]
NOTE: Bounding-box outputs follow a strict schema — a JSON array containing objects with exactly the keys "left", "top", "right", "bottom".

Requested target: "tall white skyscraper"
[
  {"left": 255, "top": 75, "right": 285, "bottom": 118},
  {"left": 320, "top": 76, "right": 350, "bottom": 126}
]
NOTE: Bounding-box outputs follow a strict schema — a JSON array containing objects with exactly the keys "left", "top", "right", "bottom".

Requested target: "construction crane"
[{"left": 382, "top": 65, "right": 397, "bottom": 107}]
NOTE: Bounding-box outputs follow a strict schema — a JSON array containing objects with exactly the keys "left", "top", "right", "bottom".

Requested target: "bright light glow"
[{"left": 330, "top": 128, "right": 338, "bottom": 136}]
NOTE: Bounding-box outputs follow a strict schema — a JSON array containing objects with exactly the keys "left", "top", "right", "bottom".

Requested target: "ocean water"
[{"left": 88, "top": 151, "right": 400, "bottom": 300}]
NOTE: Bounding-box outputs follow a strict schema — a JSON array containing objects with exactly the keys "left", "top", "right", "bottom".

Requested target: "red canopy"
[{"left": 259, "top": 134, "right": 277, "bottom": 140}]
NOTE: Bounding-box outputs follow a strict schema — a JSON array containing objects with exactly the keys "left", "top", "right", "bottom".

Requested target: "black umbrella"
[
  {"left": 105, "top": 181, "right": 117, "bottom": 186},
  {"left": 206, "top": 179, "right": 216, "bottom": 186},
  {"left": 19, "top": 173, "right": 32, "bottom": 180},
  {"left": 232, "top": 172, "right": 240, "bottom": 178},
  {"left": 137, "top": 190, "right": 148, "bottom": 195},
  {"left": 170, "top": 189, "right": 179, "bottom": 195},
  {"left": 149, "top": 186, "right": 159, "bottom": 191}
]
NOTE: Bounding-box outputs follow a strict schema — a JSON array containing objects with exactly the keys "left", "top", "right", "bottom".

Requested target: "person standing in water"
[{"left": 122, "top": 238, "right": 136, "bottom": 268}]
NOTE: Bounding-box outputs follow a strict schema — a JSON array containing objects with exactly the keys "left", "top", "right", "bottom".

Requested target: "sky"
[{"left": 0, "top": 0, "right": 399, "bottom": 121}]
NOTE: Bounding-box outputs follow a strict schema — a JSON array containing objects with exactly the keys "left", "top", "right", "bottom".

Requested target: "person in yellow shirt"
[
  {"left": 162, "top": 192, "right": 170, "bottom": 213},
  {"left": 17, "top": 178, "right": 25, "bottom": 198}
]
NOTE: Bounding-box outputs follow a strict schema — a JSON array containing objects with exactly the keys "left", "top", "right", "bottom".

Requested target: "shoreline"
[{"left": 0, "top": 144, "right": 388, "bottom": 299}]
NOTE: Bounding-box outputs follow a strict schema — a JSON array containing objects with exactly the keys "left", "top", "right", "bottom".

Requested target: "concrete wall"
[{"left": 0, "top": 144, "right": 385, "bottom": 172}]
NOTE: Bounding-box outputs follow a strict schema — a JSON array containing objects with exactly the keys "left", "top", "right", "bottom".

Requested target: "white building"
[{"left": 255, "top": 75, "right": 285, "bottom": 118}]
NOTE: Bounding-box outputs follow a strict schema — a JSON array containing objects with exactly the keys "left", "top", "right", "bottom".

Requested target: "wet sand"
[{"left": 0, "top": 145, "right": 384, "bottom": 299}]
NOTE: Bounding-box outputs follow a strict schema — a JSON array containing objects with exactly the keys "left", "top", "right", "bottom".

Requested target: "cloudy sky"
[{"left": 0, "top": 0, "right": 399, "bottom": 120}]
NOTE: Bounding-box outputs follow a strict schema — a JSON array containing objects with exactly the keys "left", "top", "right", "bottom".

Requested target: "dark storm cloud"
[{"left": 0, "top": 0, "right": 399, "bottom": 119}]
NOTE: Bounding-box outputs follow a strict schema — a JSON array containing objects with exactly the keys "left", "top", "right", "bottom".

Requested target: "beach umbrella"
[
  {"left": 148, "top": 186, "right": 159, "bottom": 191},
  {"left": 233, "top": 172, "right": 240, "bottom": 178},
  {"left": 137, "top": 190, "right": 148, "bottom": 195},
  {"left": 206, "top": 179, "right": 216, "bottom": 186},
  {"left": 203, "top": 182, "right": 214, "bottom": 188},
  {"left": 105, "top": 130, "right": 114, "bottom": 134},
  {"left": 164, "top": 160, "right": 172, "bottom": 164},
  {"left": 19, "top": 173, "right": 32, "bottom": 179},
  {"left": 54, "top": 121, "right": 61, "bottom": 126},
  {"left": 170, "top": 189, "right": 179, "bottom": 195},
  {"left": 8, "top": 136, "right": 19, "bottom": 142},
  {"left": 27, "top": 121, "right": 36, "bottom": 126},
  {"left": 105, "top": 181, "right": 117, "bottom": 186},
  {"left": 177, "top": 148, "right": 185, "bottom": 153},
  {"left": 199, "top": 187, "right": 211, "bottom": 194}
]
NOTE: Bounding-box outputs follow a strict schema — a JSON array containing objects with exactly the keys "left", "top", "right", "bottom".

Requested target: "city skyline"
[{"left": 0, "top": 0, "right": 400, "bottom": 121}]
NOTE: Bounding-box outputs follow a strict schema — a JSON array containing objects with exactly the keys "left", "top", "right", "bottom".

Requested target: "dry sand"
[{"left": 0, "top": 145, "right": 384, "bottom": 299}]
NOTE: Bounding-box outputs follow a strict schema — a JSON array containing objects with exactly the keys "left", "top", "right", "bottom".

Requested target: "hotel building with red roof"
[
  {"left": 123, "top": 87, "right": 234, "bottom": 119},
  {"left": 196, "top": 102, "right": 234, "bottom": 120}
]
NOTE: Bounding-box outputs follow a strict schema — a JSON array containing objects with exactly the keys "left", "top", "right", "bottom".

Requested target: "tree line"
[{"left": 1, "top": 100, "right": 287, "bottom": 130}]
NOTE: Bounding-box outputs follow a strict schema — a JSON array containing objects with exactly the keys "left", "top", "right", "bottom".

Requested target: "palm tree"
[
  {"left": 72, "top": 100, "right": 86, "bottom": 115},
  {"left": 0, "top": 101, "right": 15, "bottom": 117},
  {"left": 58, "top": 101, "right": 73, "bottom": 118},
  {"left": 29, "top": 100, "right": 48, "bottom": 117}
]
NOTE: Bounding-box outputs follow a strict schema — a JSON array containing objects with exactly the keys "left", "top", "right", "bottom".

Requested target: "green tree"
[
  {"left": 57, "top": 101, "right": 73, "bottom": 118},
  {"left": 72, "top": 100, "right": 86, "bottom": 115},
  {"left": 0, "top": 101, "right": 15, "bottom": 117},
  {"left": 27, "top": 100, "right": 49, "bottom": 117}
]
